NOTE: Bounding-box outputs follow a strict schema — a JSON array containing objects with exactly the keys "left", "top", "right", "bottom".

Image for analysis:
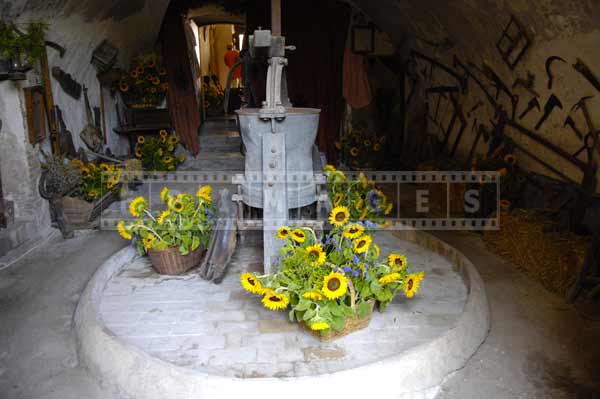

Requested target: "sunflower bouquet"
[
  {"left": 324, "top": 165, "right": 393, "bottom": 226},
  {"left": 203, "top": 75, "right": 224, "bottom": 116},
  {"left": 240, "top": 207, "right": 424, "bottom": 339},
  {"left": 70, "top": 160, "right": 122, "bottom": 202},
  {"left": 134, "top": 130, "right": 185, "bottom": 171},
  {"left": 117, "top": 52, "right": 168, "bottom": 109},
  {"left": 335, "top": 126, "right": 386, "bottom": 170},
  {"left": 117, "top": 186, "right": 215, "bottom": 257}
]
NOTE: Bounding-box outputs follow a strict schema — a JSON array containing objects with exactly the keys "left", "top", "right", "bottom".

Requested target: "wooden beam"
[{"left": 271, "top": 0, "right": 281, "bottom": 36}]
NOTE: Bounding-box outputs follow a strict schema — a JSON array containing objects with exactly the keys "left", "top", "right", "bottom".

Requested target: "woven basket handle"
[{"left": 347, "top": 278, "right": 356, "bottom": 311}]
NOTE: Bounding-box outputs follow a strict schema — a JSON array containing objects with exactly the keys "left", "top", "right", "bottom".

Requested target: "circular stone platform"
[{"left": 75, "top": 230, "right": 489, "bottom": 399}]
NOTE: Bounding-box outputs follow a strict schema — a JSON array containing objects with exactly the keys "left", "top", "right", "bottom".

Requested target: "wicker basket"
[
  {"left": 62, "top": 190, "right": 118, "bottom": 227},
  {"left": 300, "top": 280, "right": 375, "bottom": 342},
  {"left": 148, "top": 246, "right": 205, "bottom": 275}
]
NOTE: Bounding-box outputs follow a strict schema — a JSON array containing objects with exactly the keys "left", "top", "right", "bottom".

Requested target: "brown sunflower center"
[
  {"left": 407, "top": 279, "right": 414, "bottom": 290},
  {"left": 356, "top": 239, "right": 366, "bottom": 249},
  {"left": 247, "top": 277, "right": 256, "bottom": 286},
  {"left": 395, "top": 258, "right": 403, "bottom": 266},
  {"left": 335, "top": 212, "right": 345, "bottom": 222},
  {"left": 308, "top": 250, "right": 319, "bottom": 258},
  {"left": 294, "top": 232, "right": 304, "bottom": 238},
  {"left": 327, "top": 277, "right": 341, "bottom": 291},
  {"left": 349, "top": 227, "right": 358, "bottom": 234},
  {"left": 269, "top": 296, "right": 282, "bottom": 302}
]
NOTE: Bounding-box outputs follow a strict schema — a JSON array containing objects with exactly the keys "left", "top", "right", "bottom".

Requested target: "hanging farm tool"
[
  {"left": 519, "top": 97, "right": 540, "bottom": 120},
  {"left": 79, "top": 86, "right": 103, "bottom": 152},
  {"left": 534, "top": 94, "right": 563, "bottom": 130},
  {"left": 545, "top": 56, "right": 567, "bottom": 90},
  {"left": 573, "top": 58, "right": 600, "bottom": 93}
]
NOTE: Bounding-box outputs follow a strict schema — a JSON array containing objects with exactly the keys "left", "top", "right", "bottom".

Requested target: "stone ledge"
[{"left": 74, "top": 229, "right": 490, "bottom": 399}]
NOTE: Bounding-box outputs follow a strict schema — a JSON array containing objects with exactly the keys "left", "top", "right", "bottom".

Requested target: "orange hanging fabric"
[{"left": 343, "top": 47, "right": 372, "bottom": 109}]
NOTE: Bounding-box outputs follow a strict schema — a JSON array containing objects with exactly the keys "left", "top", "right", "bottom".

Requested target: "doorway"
[{"left": 192, "top": 23, "right": 245, "bottom": 119}]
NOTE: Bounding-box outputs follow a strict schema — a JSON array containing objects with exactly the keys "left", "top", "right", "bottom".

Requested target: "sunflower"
[
  {"left": 310, "top": 321, "right": 330, "bottom": 331},
  {"left": 81, "top": 167, "right": 90, "bottom": 176},
  {"left": 119, "top": 82, "right": 129, "bottom": 92},
  {"left": 171, "top": 198, "right": 184, "bottom": 213},
  {"left": 240, "top": 272, "right": 264, "bottom": 295},
  {"left": 499, "top": 167, "right": 508, "bottom": 177},
  {"left": 71, "top": 159, "right": 83, "bottom": 168},
  {"left": 152, "top": 77, "right": 160, "bottom": 85},
  {"left": 157, "top": 209, "right": 170, "bottom": 225},
  {"left": 156, "top": 147, "right": 163, "bottom": 157},
  {"left": 404, "top": 272, "right": 425, "bottom": 298},
  {"left": 160, "top": 136, "right": 167, "bottom": 144},
  {"left": 178, "top": 155, "right": 185, "bottom": 163},
  {"left": 373, "top": 243, "right": 380, "bottom": 258},
  {"left": 363, "top": 139, "right": 372, "bottom": 147},
  {"left": 384, "top": 202, "right": 393, "bottom": 215},
  {"left": 159, "top": 67, "right": 167, "bottom": 76},
  {"left": 302, "top": 291, "right": 323, "bottom": 301},
  {"left": 343, "top": 223, "right": 364, "bottom": 239},
  {"left": 388, "top": 253, "right": 407, "bottom": 270},
  {"left": 276, "top": 226, "right": 291, "bottom": 239},
  {"left": 333, "top": 192, "right": 343, "bottom": 207},
  {"left": 164, "top": 156, "right": 173, "bottom": 164},
  {"left": 135, "top": 65, "right": 144, "bottom": 74},
  {"left": 355, "top": 198, "right": 364, "bottom": 211},
  {"left": 168, "top": 145, "right": 175, "bottom": 152},
  {"left": 135, "top": 148, "right": 143, "bottom": 158},
  {"left": 146, "top": 74, "right": 153, "bottom": 81},
  {"left": 99, "top": 163, "right": 110, "bottom": 172},
  {"left": 116, "top": 221, "right": 132, "bottom": 240},
  {"left": 159, "top": 129, "right": 168, "bottom": 138},
  {"left": 262, "top": 292, "right": 290, "bottom": 310},
  {"left": 168, "top": 135, "right": 179, "bottom": 144},
  {"left": 291, "top": 228, "right": 306, "bottom": 243},
  {"left": 359, "top": 207, "right": 369, "bottom": 220},
  {"left": 147, "top": 59, "right": 156, "bottom": 68},
  {"left": 130, "top": 70, "right": 139, "bottom": 79},
  {"left": 329, "top": 206, "right": 350, "bottom": 227},
  {"left": 322, "top": 272, "right": 347, "bottom": 300},
  {"left": 334, "top": 141, "right": 342, "bottom": 150},
  {"left": 129, "top": 197, "right": 147, "bottom": 217},
  {"left": 142, "top": 234, "right": 156, "bottom": 250},
  {"left": 504, "top": 153, "right": 516, "bottom": 165},
  {"left": 500, "top": 199, "right": 511, "bottom": 210},
  {"left": 350, "top": 147, "right": 359, "bottom": 157},
  {"left": 379, "top": 272, "right": 401, "bottom": 285},
  {"left": 353, "top": 235, "right": 372, "bottom": 253},
  {"left": 306, "top": 244, "right": 326, "bottom": 266},
  {"left": 150, "top": 87, "right": 157, "bottom": 93},
  {"left": 373, "top": 143, "right": 381, "bottom": 152},
  {"left": 137, "top": 136, "right": 145, "bottom": 144},
  {"left": 196, "top": 185, "right": 212, "bottom": 202}
]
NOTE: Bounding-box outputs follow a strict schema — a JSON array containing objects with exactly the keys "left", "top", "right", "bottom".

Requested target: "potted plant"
[
  {"left": 335, "top": 124, "right": 386, "bottom": 170},
  {"left": 0, "top": 21, "right": 47, "bottom": 73},
  {"left": 324, "top": 164, "right": 393, "bottom": 226},
  {"left": 134, "top": 130, "right": 185, "bottom": 171},
  {"left": 61, "top": 160, "right": 122, "bottom": 227},
  {"left": 117, "top": 186, "right": 215, "bottom": 275},
  {"left": 117, "top": 52, "right": 168, "bottom": 109},
  {"left": 240, "top": 206, "right": 425, "bottom": 341}
]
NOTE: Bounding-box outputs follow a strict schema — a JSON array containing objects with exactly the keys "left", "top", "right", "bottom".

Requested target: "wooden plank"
[{"left": 40, "top": 47, "right": 60, "bottom": 155}]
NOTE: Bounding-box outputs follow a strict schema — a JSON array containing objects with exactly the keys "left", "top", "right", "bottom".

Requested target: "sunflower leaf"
[
  {"left": 289, "top": 309, "right": 295, "bottom": 322},
  {"left": 294, "top": 299, "right": 311, "bottom": 312},
  {"left": 356, "top": 301, "right": 372, "bottom": 318},
  {"left": 330, "top": 315, "right": 345, "bottom": 331},
  {"left": 303, "top": 308, "right": 316, "bottom": 321}
]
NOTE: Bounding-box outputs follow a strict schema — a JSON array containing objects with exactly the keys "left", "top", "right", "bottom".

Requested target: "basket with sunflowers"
[
  {"left": 117, "top": 52, "right": 168, "bottom": 109},
  {"left": 240, "top": 206, "right": 424, "bottom": 341},
  {"left": 335, "top": 125, "right": 386, "bottom": 170},
  {"left": 117, "top": 185, "right": 215, "bottom": 275},
  {"left": 134, "top": 130, "right": 185, "bottom": 171},
  {"left": 61, "top": 160, "right": 122, "bottom": 226},
  {"left": 323, "top": 165, "right": 393, "bottom": 226}
]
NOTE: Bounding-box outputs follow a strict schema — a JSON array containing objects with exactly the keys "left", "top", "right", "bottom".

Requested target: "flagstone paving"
[{"left": 98, "top": 231, "right": 467, "bottom": 378}]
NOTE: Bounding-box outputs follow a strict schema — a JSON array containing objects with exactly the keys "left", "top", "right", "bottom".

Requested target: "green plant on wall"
[{"left": 0, "top": 21, "right": 48, "bottom": 65}]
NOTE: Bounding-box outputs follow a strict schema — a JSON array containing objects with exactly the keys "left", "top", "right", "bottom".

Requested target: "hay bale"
[{"left": 483, "top": 209, "right": 588, "bottom": 295}]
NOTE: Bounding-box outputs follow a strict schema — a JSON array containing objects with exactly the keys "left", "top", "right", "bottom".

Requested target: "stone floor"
[{"left": 99, "top": 231, "right": 467, "bottom": 378}]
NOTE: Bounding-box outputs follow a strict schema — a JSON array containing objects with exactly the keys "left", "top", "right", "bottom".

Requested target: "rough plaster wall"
[
  {"left": 212, "top": 24, "right": 234, "bottom": 89},
  {"left": 353, "top": 0, "right": 600, "bottom": 190},
  {"left": 0, "top": 82, "right": 50, "bottom": 228}
]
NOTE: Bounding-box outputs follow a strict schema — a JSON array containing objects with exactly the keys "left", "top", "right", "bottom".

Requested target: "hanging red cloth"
[{"left": 343, "top": 47, "right": 372, "bottom": 109}]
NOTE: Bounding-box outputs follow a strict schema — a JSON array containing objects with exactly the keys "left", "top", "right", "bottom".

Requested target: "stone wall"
[{"left": 352, "top": 0, "right": 600, "bottom": 191}]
